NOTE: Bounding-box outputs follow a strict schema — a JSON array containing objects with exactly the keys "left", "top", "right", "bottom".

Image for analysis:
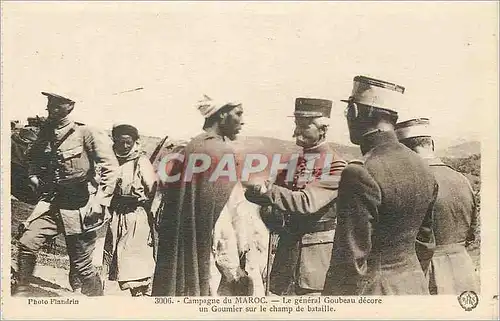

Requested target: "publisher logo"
[{"left": 458, "top": 291, "right": 479, "bottom": 311}]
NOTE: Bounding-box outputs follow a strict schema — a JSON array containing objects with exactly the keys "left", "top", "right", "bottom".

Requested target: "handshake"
[
  {"left": 241, "top": 176, "right": 273, "bottom": 196},
  {"left": 241, "top": 178, "right": 274, "bottom": 209}
]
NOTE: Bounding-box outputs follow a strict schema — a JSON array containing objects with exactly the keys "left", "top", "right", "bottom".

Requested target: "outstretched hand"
[{"left": 241, "top": 177, "right": 268, "bottom": 193}]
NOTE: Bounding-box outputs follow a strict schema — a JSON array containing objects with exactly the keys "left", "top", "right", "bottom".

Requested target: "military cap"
[
  {"left": 197, "top": 94, "right": 241, "bottom": 119},
  {"left": 395, "top": 117, "right": 432, "bottom": 141},
  {"left": 341, "top": 75, "right": 405, "bottom": 112},
  {"left": 293, "top": 98, "right": 332, "bottom": 118},
  {"left": 41, "top": 92, "right": 75, "bottom": 108}
]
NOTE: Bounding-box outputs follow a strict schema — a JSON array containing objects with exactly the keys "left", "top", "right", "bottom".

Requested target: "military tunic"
[
  {"left": 424, "top": 157, "right": 479, "bottom": 294},
  {"left": 18, "top": 119, "right": 118, "bottom": 296},
  {"left": 245, "top": 142, "right": 346, "bottom": 295},
  {"left": 323, "top": 131, "right": 438, "bottom": 295}
]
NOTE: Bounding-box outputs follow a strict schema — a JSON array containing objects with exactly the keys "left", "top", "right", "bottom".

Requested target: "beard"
[{"left": 221, "top": 122, "right": 241, "bottom": 141}]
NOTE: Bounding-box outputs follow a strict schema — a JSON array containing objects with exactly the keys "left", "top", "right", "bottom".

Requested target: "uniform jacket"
[
  {"left": 245, "top": 142, "right": 346, "bottom": 294},
  {"left": 27, "top": 118, "right": 119, "bottom": 235},
  {"left": 426, "top": 157, "right": 477, "bottom": 246},
  {"left": 323, "top": 130, "right": 438, "bottom": 295},
  {"left": 424, "top": 156, "right": 479, "bottom": 294},
  {"left": 152, "top": 131, "right": 239, "bottom": 296}
]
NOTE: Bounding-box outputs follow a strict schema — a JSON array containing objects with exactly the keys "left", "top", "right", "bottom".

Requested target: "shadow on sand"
[{"left": 11, "top": 275, "right": 73, "bottom": 297}]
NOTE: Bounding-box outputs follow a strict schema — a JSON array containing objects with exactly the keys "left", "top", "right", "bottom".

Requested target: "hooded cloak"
[{"left": 152, "top": 131, "right": 238, "bottom": 296}]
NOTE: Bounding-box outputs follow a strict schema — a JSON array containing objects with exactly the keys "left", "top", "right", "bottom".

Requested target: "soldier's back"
[
  {"left": 365, "top": 140, "right": 436, "bottom": 259},
  {"left": 426, "top": 163, "right": 479, "bottom": 294},
  {"left": 429, "top": 164, "right": 476, "bottom": 246},
  {"left": 361, "top": 138, "right": 436, "bottom": 294}
]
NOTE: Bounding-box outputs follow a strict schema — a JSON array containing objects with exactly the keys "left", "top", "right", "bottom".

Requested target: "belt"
[
  {"left": 434, "top": 242, "right": 467, "bottom": 255},
  {"left": 55, "top": 176, "right": 89, "bottom": 186},
  {"left": 114, "top": 203, "right": 146, "bottom": 214},
  {"left": 111, "top": 195, "right": 145, "bottom": 213},
  {"left": 287, "top": 219, "right": 336, "bottom": 235}
]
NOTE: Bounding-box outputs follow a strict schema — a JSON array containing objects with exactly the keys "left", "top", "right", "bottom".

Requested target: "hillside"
[
  {"left": 142, "top": 134, "right": 361, "bottom": 161},
  {"left": 437, "top": 141, "right": 480, "bottom": 158},
  {"left": 143, "top": 134, "right": 481, "bottom": 162},
  {"left": 140, "top": 135, "right": 164, "bottom": 156},
  {"left": 235, "top": 136, "right": 361, "bottom": 161}
]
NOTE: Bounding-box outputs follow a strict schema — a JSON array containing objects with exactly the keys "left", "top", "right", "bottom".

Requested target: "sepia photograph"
[{"left": 1, "top": 1, "right": 498, "bottom": 319}]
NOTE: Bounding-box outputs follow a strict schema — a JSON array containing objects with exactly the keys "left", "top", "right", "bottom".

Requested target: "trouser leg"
[
  {"left": 428, "top": 261, "right": 438, "bottom": 295},
  {"left": 15, "top": 211, "right": 61, "bottom": 295},
  {"left": 65, "top": 231, "right": 103, "bottom": 296},
  {"left": 68, "top": 254, "right": 82, "bottom": 292}
]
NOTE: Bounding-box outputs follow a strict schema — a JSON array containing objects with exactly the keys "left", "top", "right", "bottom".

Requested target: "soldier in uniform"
[
  {"left": 243, "top": 98, "right": 347, "bottom": 296},
  {"left": 395, "top": 118, "right": 480, "bottom": 294},
  {"left": 322, "top": 76, "right": 438, "bottom": 295},
  {"left": 14, "top": 92, "right": 119, "bottom": 296}
]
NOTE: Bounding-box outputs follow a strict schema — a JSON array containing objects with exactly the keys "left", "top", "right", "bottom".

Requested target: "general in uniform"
[
  {"left": 15, "top": 92, "right": 119, "bottom": 296},
  {"left": 323, "top": 76, "right": 438, "bottom": 295},
  {"left": 395, "top": 118, "right": 480, "bottom": 294},
  {"left": 244, "top": 98, "right": 346, "bottom": 295}
]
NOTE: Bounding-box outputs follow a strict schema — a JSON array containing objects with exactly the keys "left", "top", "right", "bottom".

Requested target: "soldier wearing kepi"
[
  {"left": 395, "top": 118, "right": 480, "bottom": 294},
  {"left": 14, "top": 92, "right": 119, "bottom": 296},
  {"left": 243, "top": 98, "right": 347, "bottom": 296},
  {"left": 322, "top": 76, "right": 438, "bottom": 295}
]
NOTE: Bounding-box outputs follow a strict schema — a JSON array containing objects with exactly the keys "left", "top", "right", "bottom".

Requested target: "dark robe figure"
[{"left": 152, "top": 131, "right": 238, "bottom": 296}]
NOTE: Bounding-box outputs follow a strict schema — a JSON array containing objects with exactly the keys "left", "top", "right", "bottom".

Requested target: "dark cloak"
[{"left": 152, "top": 132, "right": 238, "bottom": 296}]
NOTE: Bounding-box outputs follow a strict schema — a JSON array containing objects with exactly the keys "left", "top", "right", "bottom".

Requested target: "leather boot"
[
  {"left": 69, "top": 266, "right": 82, "bottom": 293},
  {"left": 14, "top": 251, "right": 36, "bottom": 296},
  {"left": 81, "top": 273, "right": 104, "bottom": 297}
]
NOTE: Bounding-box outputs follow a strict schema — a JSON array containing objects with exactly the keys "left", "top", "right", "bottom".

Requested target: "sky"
[{"left": 1, "top": 1, "right": 498, "bottom": 148}]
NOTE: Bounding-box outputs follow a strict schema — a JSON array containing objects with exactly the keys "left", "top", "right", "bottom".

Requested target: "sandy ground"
[
  {"left": 10, "top": 198, "right": 130, "bottom": 297},
  {"left": 14, "top": 263, "right": 129, "bottom": 297}
]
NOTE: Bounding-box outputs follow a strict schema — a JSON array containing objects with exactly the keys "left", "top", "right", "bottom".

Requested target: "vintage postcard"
[{"left": 1, "top": 1, "right": 498, "bottom": 319}]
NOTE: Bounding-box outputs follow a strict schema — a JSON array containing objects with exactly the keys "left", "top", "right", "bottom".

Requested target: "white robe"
[{"left": 211, "top": 182, "right": 269, "bottom": 296}]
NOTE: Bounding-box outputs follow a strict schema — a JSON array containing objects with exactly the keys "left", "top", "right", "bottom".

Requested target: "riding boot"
[
  {"left": 69, "top": 266, "right": 82, "bottom": 293},
  {"left": 14, "top": 251, "right": 36, "bottom": 296},
  {"left": 81, "top": 273, "right": 104, "bottom": 297}
]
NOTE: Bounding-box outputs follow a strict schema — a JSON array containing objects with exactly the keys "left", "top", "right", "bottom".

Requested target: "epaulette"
[
  {"left": 336, "top": 159, "right": 348, "bottom": 166},
  {"left": 348, "top": 159, "right": 365, "bottom": 165}
]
